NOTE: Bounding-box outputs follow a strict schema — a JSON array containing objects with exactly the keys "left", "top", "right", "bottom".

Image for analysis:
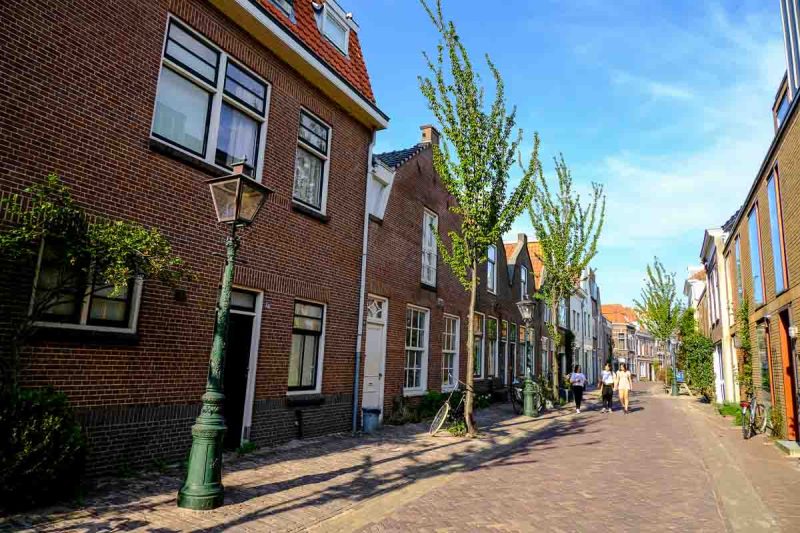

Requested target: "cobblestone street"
[{"left": 4, "top": 384, "right": 800, "bottom": 532}]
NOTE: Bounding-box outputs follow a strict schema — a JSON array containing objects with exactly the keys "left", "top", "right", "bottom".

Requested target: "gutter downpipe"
[{"left": 352, "top": 131, "right": 376, "bottom": 434}]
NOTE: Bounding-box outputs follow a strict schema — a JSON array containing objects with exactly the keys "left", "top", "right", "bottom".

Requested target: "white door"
[{"left": 362, "top": 296, "right": 387, "bottom": 414}]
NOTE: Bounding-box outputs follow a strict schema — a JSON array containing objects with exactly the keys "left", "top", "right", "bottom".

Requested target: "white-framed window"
[
  {"left": 322, "top": 7, "right": 349, "bottom": 55},
  {"left": 404, "top": 306, "right": 429, "bottom": 394},
  {"left": 30, "top": 241, "right": 144, "bottom": 334},
  {"left": 151, "top": 18, "right": 270, "bottom": 179},
  {"left": 558, "top": 299, "right": 567, "bottom": 326},
  {"left": 487, "top": 317, "right": 498, "bottom": 377},
  {"left": 442, "top": 314, "right": 460, "bottom": 390},
  {"left": 509, "top": 322, "right": 518, "bottom": 377},
  {"left": 518, "top": 325, "right": 527, "bottom": 376},
  {"left": 294, "top": 109, "right": 332, "bottom": 212},
  {"left": 421, "top": 209, "right": 438, "bottom": 286},
  {"left": 520, "top": 265, "right": 528, "bottom": 298},
  {"left": 487, "top": 245, "right": 497, "bottom": 293},
  {"left": 288, "top": 301, "right": 326, "bottom": 393},
  {"left": 473, "top": 312, "right": 485, "bottom": 378}
]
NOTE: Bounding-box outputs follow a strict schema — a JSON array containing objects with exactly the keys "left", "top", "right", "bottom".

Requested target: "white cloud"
[{"left": 611, "top": 71, "right": 694, "bottom": 101}]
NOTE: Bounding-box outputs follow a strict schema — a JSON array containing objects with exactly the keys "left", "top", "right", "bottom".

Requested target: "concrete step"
[{"left": 774, "top": 439, "right": 800, "bottom": 457}]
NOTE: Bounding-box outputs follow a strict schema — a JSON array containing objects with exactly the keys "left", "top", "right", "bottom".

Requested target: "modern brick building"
[
  {"left": 0, "top": 0, "right": 389, "bottom": 473},
  {"left": 718, "top": 0, "right": 800, "bottom": 444}
]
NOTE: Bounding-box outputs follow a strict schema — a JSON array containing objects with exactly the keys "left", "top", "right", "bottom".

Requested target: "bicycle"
[
  {"left": 509, "top": 376, "right": 544, "bottom": 416},
  {"left": 429, "top": 378, "right": 472, "bottom": 436},
  {"left": 741, "top": 392, "right": 768, "bottom": 439}
]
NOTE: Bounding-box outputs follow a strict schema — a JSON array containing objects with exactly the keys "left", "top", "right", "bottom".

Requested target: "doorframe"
[
  {"left": 778, "top": 310, "right": 798, "bottom": 440},
  {"left": 232, "top": 286, "right": 263, "bottom": 446},
  {"left": 364, "top": 294, "right": 388, "bottom": 419}
]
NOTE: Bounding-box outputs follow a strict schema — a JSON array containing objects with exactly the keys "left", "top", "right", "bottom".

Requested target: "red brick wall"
[
  {"left": 365, "top": 146, "right": 538, "bottom": 418},
  {"left": 0, "top": 0, "right": 374, "bottom": 470}
]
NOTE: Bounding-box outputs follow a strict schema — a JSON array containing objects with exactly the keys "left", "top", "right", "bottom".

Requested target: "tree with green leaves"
[
  {"left": 529, "top": 156, "right": 605, "bottom": 398},
  {"left": 676, "top": 307, "right": 715, "bottom": 400},
  {"left": 0, "top": 174, "right": 191, "bottom": 392},
  {"left": 634, "top": 257, "right": 682, "bottom": 394},
  {"left": 736, "top": 297, "right": 753, "bottom": 397},
  {"left": 418, "top": 0, "right": 539, "bottom": 435}
]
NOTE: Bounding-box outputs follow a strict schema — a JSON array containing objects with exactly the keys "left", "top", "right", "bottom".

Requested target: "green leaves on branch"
[
  {"left": 418, "top": 0, "right": 538, "bottom": 288},
  {"left": 634, "top": 257, "right": 682, "bottom": 343},
  {"left": 0, "top": 174, "right": 192, "bottom": 298},
  {"left": 736, "top": 298, "right": 754, "bottom": 396},
  {"left": 529, "top": 155, "right": 606, "bottom": 352},
  {"left": 676, "top": 308, "right": 715, "bottom": 401}
]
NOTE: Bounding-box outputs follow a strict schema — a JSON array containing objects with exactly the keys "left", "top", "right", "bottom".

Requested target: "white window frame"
[
  {"left": 520, "top": 265, "right": 528, "bottom": 298},
  {"left": 29, "top": 241, "right": 144, "bottom": 334},
  {"left": 487, "top": 245, "right": 497, "bottom": 294},
  {"left": 287, "top": 299, "right": 327, "bottom": 396},
  {"left": 473, "top": 311, "right": 485, "bottom": 379},
  {"left": 487, "top": 316, "right": 499, "bottom": 377},
  {"left": 442, "top": 314, "right": 460, "bottom": 391},
  {"left": 150, "top": 16, "right": 271, "bottom": 181},
  {"left": 321, "top": 5, "right": 350, "bottom": 55},
  {"left": 293, "top": 107, "right": 332, "bottom": 214},
  {"left": 404, "top": 305, "right": 430, "bottom": 396},
  {"left": 421, "top": 209, "right": 439, "bottom": 287}
]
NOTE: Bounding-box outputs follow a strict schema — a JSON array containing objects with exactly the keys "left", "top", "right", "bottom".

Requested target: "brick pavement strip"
[
  {"left": 4, "top": 385, "right": 799, "bottom": 532},
  {"left": 0, "top": 402, "right": 567, "bottom": 533}
]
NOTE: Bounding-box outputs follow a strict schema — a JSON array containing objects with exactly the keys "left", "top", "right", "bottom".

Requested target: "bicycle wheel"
[
  {"left": 755, "top": 403, "right": 768, "bottom": 434},
  {"left": 742, "top": 408, "right": 753, "bottom": 440},
  {"left": 429, "top": 402, "right": 450, "bottom": 435},
  {"left": 510, "top": 387, "right": 523, "bottom": 415}
]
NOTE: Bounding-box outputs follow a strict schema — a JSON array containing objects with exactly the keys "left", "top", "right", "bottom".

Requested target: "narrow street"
[{"left": 5, "top": 383, "right": 799, "bottom": 532}]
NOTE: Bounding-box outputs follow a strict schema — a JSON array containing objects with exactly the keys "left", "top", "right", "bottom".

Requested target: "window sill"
[
  {"left": 420, "top": 282, "right": 437, "bottom": 292},
  {"left": 149, "top": 137, "right": 230, "bottom": 178},
  {"left": 403, "top": 389, "right": 427, "bottom": 398},
  {"left": 291, "top": 201, "right": 330, "bottom": 223},
  {"left": 31, "top": 324, "right": 140, "bottom": 345},
  {"left": 368, "top": 213, "right": 384, "bottom": 225},
  {"left": 286, "top": 394, "right": 325, "bottom": 407}
]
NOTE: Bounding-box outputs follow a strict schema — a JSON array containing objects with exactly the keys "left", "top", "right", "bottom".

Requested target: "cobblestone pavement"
[{"left": 3, "top": 384, "right": 800, "bottom": 532}]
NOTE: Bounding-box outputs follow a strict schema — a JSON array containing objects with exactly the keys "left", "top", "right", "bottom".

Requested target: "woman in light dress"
[{"left": 615, "top": 363, "right": 633, "bottom": 414}]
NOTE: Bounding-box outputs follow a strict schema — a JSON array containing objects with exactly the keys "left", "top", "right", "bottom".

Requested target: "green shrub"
[
  {"left": 236, "top": 440, "right": 258, "bottom": 456},
  {"left": 770, "top": 407, "right": 786, "bottom": 439},
  {"left": 418, "top": 391, "right": 447, "bottom": 419},
  {"left": 446, "top": 419, "right": 467, "bottom": 436},
  {"left": 717, "top": 402, "right": 743, "bottom": 426},
  {"left": 0, "top": 387, "right": 86, "bottom": 511}
]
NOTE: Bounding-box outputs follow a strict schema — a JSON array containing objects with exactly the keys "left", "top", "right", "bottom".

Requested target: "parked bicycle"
[
  {"left": 741, "top": 392, "right": 768, "bottom": 439},
  {"left": 429, "top": 378, "right": 472, "bottom": 435},
  {"left": 509, "top": 376, "right": 544, "bottom": 416}
]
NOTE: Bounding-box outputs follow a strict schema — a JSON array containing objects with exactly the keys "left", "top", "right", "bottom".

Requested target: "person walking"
[
  {"left": 615, "top": 362, "right": 633, "bottom": 414},
  {"left": 599, "top": 362, "right": 615, "bottom": 413},
  {"left": 569, "top": 365, "right": 587, "bottom": 413}
]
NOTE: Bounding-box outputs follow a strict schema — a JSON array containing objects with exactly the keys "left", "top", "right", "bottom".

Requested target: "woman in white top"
[
  {"left": 615, "top": 363, "right": 633, "bottom": 414},
  {"left": 599, "top": 363, "right": 615, "bottom": 413},
  {"left": 569, "top": 365, "right": 587, "bottom": 413}
]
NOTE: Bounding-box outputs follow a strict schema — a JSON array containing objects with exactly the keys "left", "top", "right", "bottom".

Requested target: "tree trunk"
[
  {"left": 464, "top": 259, "right": 478, "bottom": 436},
  {"left": 551, "top": 301, "right": 560, "bottom": 399}
]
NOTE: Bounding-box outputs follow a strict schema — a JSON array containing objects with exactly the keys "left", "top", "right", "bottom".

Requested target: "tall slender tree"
[
  {"left": 529, "top": 156, "right": 605, "bottom": 398},
  {"left": 634, "top": 257, "right": 683, "bottom": 391},
  {"left": 418, "top": 0, "right": 539, "bottom": 435}
]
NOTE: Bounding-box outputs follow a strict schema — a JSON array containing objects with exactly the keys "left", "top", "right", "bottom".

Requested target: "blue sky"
[{"left": 348, "top": 0, "right": 785, "bottom": 306}]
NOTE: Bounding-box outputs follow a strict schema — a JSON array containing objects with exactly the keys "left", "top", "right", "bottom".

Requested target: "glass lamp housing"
[
  {"left": 516, "top": 297, "right": 535, "bottom": 323},
  {"left": 207, "top": 164, "right": 272, "bottom": 225}
]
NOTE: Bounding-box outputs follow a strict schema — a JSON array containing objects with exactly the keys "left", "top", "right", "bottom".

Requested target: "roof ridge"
[{"left": 374, "top": 143, "right": 428, "bottom": 169}]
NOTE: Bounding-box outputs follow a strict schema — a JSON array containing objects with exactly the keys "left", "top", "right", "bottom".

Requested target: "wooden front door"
[{"left": 778, "top": 310, "right": 798, "bottom": 440}]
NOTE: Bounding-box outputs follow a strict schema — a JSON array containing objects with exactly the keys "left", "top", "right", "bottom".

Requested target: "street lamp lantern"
[
  {"left": 516, "top": 296, "right": 535, "bottom": 324},
  {"left": 516, "top": 296, "right": 537, "bottom": 417},
  {"left": 178, "top": 163, "right": 272, "bottom": 511},
  {"left": 207, "top": 163, "right": 272, "bottom": 225}
]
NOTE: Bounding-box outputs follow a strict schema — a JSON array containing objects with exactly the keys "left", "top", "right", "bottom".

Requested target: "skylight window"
[
  {"left": 323, "top": 9, "right": 349, "bottom": 55},
  {"left": 270, "top": 0, "right": 294, "bottom": 19}
]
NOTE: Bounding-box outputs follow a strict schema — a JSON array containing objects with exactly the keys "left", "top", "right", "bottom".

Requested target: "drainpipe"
[{"left": 352, "top": 131, "right": 376, "bottom": 434}]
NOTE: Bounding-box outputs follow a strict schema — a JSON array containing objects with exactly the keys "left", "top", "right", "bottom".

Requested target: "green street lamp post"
[
  {"left": 178, "top": 164, "right": 272, "bottom": 511},
  {"left": 516, "top": 297, "right": 537, "bottom": 417}
]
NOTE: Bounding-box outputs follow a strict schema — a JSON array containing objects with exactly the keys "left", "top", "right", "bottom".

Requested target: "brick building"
[
  {"left": 362, "top": 126, "right": 541, "bottom": 421},
  {"left": 718, "top": 0, "right": 800, "bottom": 444},
  {"left": 0, "top": 0, "right": 389, "bottom": 473}
]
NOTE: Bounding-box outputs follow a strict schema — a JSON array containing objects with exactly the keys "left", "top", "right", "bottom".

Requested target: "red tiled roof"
[
  {"left": 526, "top": 241, "right": 544, "bottom": 289},
  {"left": 503, "top": 243, "right": 517, "bottom": 261},
  {"left": 689, "top": 269, "right": 706, "bottom": 281},
  {"left": 257, "top": 0, "right": 375, "bottom": 102},
  {"left": 602, "top": 304, "right": 638, "bottom": 324}
]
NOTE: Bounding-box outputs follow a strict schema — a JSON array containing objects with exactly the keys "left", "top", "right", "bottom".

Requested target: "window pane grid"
[
  {"left": 405, "top": 308, "right": 428, "bottom": 389},
  {"left": 442, "top": 316, "right": 458, "bottom": 387},
  {"left": 289, "top": 302, "right": 324, "bottom": 390}
]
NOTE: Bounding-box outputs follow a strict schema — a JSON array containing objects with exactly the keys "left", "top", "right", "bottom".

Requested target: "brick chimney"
[{"left": 420, "top": 124, "right": 440, "bottom": 146}]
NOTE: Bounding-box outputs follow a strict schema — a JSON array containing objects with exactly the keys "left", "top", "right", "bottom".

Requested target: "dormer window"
[
  {"left": 322, "top": 9, "right": 349, "bottom": 55},
  {"left": 270, "top": 0, "right": 294, "bottom": 19},
  {"left": 775, "top": 89, "right": 790, "bottom": 130}
]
